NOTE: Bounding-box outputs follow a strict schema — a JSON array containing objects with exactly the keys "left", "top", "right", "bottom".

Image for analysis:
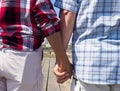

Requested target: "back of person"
[
  {"left": 0, "top": 0, "right": 67, "bottom": 91},
  {"left": 0, "top": 0, "right": 59, "bottom": 51},
  {"left": 55, "top": 0, "right": 120, "bottom": 91},
  {"left": 71, "top": 0, "right": 120, "bottom": 84},
  {"left": 0, "top": 0, "right": 42, "bottom": 51}
]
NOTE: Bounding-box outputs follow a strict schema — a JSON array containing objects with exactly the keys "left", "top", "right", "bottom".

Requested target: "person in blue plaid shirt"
[{"left": 54, "top": 0, "right": 120, "bottom": 91}]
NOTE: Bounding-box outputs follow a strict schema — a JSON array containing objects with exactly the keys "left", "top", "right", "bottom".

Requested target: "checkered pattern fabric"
[
  {"left": 0, "top": 0, "right": 60, "bottom": 51},
  {"left": 55, "top": 0, "right": 120, "bottom": 84}
]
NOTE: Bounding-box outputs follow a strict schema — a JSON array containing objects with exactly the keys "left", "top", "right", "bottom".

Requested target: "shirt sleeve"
[
  {"left": 32, "top": 0, "right": 60, "bottom": 37},
  {"left": 54, "top": 0, "right": 80, "bottom": 13}
]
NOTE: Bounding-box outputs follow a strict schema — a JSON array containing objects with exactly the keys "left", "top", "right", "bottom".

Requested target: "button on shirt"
[
  {"left": 55, "top": 0, "right": 120, "bottom": 84},
  {"left": 0, "top": 0, "right": 60, "bottom": 51}
]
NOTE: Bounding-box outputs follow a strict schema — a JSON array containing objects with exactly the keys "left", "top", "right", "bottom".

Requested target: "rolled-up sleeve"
[
  {"left": 32, "top": 0, "right": 60, "bottom": 37},
  {"left": 55, "top": 0, "right": 80, "bottom": 13}
]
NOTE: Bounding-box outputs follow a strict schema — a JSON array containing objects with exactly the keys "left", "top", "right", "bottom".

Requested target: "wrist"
[{"left": 56, "top": 56, "right": 70, "bottom": 66}]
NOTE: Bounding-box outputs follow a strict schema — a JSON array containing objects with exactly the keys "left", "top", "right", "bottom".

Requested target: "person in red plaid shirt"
[{"left": 0, "top": 0, "right": 73, "bottom": 91}]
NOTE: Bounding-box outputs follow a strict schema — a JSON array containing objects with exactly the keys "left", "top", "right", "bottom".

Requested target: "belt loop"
[{"left": 73, "top": 76, "right": 78, "bottom": 85}]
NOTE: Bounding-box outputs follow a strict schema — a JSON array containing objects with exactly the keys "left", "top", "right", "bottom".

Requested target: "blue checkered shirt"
[{"left": 55, "top": 0, "right": 120, "bottom": 84}]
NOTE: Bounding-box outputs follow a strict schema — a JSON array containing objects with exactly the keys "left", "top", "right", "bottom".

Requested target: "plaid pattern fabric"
[
  {"left": 55, "top": 0, "right": 120, "bottom": 84},
  {"left": 0, "top": 0, "right": 60, "bottom": 51}
]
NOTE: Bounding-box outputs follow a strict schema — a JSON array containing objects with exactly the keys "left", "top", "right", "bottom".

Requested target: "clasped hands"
[{"left": 54, "top": 59, "right": 73, "bottom": 83}]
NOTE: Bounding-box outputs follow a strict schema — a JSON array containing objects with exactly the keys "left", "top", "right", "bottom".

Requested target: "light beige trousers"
[
  {"left": 71, "top": 78, "right": 120, "bottom": 91},
  {"left": 0, "top": 48, "right": 43, "bottom": 91}
]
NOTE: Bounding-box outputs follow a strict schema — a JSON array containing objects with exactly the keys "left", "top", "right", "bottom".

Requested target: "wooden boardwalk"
[{"left": 42, "top": 50, "right": 72, "bottom": 91}]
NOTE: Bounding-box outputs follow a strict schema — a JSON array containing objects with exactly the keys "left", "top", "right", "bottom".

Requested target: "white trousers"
[
  {"left": 0, "top": 48, "right": 43, "bottom": 91},
  {"left": 71, "top": 77, "right": 120, "bottom": 91}
]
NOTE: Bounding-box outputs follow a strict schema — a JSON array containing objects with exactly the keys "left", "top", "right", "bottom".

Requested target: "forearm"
[
  {"left": 59, "top": 9, "right": 76, "bottom": 50},
  {"left": 46, "top": 32, "right": 69, "bottom": 65}
]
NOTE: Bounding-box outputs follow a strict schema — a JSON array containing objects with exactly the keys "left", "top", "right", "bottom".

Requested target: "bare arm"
[
  {"left": 46, "top": 32, "right": 70, "bottom": 66},
  {"left": 53, "top": 9, "right": 76, "bottom": 83},
  {"left": 59, "top": 9, "right": 76, "bottom": 50},
  {"left": 46, "top": 9, "right": 76, "bottom": 69}
]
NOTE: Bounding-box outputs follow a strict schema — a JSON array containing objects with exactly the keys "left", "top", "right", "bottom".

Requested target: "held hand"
[{"left": 54, "top": 61, "right": 73, "bottom": 83}]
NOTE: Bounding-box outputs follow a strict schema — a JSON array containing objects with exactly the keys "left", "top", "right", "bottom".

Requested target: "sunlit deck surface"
[{"left": 42, "top": 48, "right": 72, "bottom": 91}]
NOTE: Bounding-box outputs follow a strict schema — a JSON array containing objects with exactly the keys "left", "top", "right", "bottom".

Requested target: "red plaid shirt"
[{"left": 0, "top": 0, "right": 60, "bottom": 51}]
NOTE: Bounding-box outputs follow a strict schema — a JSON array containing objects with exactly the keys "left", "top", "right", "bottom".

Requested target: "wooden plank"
[
  {"left": 47, "top": 58, "right": 60, "bottom": 91},
  {"left": 42, "top": 58, "right": 50, "bottom": 91},
  {"left": 59, "top": 58, "right": 72, "bottom": 91},
  {"left": 42, "top": 57, "right": 72, "bottom": 91},
  {"left": 59, "top": 80, "right": 71, "bottom": 91}
]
